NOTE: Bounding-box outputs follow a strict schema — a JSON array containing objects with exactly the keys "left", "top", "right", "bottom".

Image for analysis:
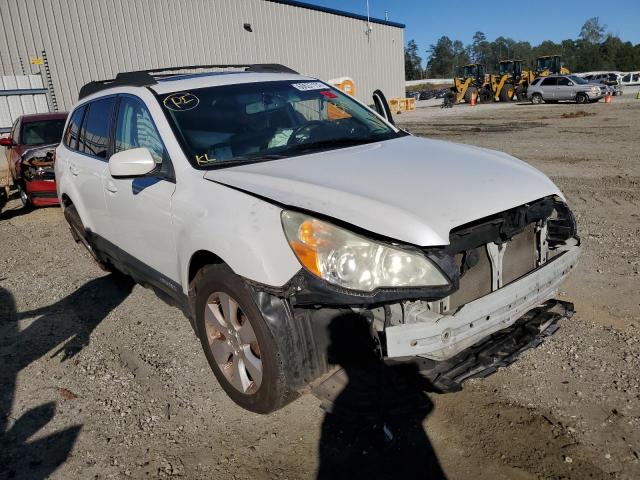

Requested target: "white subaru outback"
[{"left": 56, "top": 64, "right": 580, "bottom": 413}]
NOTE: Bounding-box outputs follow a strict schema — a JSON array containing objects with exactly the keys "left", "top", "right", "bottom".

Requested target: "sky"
[{"left": 308, "top": 0, "right": 640, "bottom": 54}]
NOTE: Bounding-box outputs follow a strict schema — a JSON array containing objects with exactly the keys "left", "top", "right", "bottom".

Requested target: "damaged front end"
[
  {"left": 250, "top": 196, "right": 580, "bottom": 392},
  {"left": 20, "top": 144, "right": 59, "bottom": 205}
]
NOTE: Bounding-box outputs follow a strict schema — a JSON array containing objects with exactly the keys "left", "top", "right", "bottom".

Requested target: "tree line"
[{"left": 405, "top": 18, "right": 640, "bottom": 80}]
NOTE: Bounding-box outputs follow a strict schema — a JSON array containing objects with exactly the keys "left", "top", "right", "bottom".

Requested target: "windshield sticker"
[
  {"left": 163, "top": 92, "right": 199, "bottom": 111},
  {"left": 320, "top": 90, "right": 338, "bottom": 99},
  {"left": 291, "top": 82, "right": 326, "bottom": 91}
]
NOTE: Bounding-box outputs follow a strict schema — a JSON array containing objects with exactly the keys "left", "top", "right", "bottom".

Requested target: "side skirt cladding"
[{"left": 87, "top": 231, "right": 193, "bottom": 323}]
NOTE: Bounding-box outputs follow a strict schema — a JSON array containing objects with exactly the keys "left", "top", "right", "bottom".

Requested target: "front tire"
[
  {"left": 576, "top": 93, "right": 588, "bottom": 104},
  {"left": 500, "top": 84, "right": 514, "bottom": 102},
  {"left": 531, "top": 93, "right": 544, "bottom": 105},
  {"left": 17, "top": 182, "right": 30, "bottom": 208},
  {"left": 464, "top": 86, "right": 478, "bottom": 103},
  {"left": 193, "top": 264, "right": 292, "bottom": 413}
]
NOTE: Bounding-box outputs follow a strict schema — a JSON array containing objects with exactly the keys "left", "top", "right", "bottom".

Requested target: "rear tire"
[
  {"left": 193, "top": 264, "right": 292, "bottom": 413},
  {"left": 64, "top": 204, "right": 113, "bottom": 271},
  {"left": 576, "top": 93, "right": 588, "bottom": 104},
  {"left": 531, "top": 93, "right": 543, "bottom": 105},
  {"left": 515, "top": 86, "right": 526, "bottom": 101}
]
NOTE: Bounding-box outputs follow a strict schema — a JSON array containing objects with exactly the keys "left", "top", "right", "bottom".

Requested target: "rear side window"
[
  {"left": 531, "top": 78, "right": 541, "bottom": 86},
  {"left": 79, "top": 97, "right": 116, "bottom": 159},
  {"left": 64, "top": 106, "right": 85, "bottom": 150},
  {"left": 541, "top": 77, "right": 557, "bottom": 86},
  {"left": 115, "top": 97, "right": 165, "bottom": 164}
]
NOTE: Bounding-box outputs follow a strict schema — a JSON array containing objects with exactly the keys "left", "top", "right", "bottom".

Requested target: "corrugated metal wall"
[
  {"left": 0, "top": 0, "right": 404, "bottom": 109},
  {"left": 0, "top": 74, "right": 49, "bottom": 131}
]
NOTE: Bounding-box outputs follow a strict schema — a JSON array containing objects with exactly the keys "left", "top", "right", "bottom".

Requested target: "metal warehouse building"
[{"left": 0, "top": 0, "right": 405, "bottom": 111}]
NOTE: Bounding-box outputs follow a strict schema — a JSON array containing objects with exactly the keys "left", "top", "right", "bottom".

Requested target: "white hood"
[{"left": 204, "top": 136, "right": 562, "bottom": 246}]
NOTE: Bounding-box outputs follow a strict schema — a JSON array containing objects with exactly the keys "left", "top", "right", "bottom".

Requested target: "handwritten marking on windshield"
[{"left": 163, "top": 92, "right": 200, "bottom": 111}]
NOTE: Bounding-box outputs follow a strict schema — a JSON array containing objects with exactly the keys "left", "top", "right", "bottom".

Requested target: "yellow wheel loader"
[
  {"left": 535, "top": 55, "right": 570, "bottom": 76},
  {"left": 489, "top": 60, "right": 529, "bottom": 102},
  {"left": 444, "top": 64, "right": 492, "bottom": 106},
  {"left": 488, "top": 56, "right": 570, "bottom": 103}
]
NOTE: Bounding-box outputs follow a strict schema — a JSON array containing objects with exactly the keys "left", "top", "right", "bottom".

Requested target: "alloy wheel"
[{"left": 204, "top": 292, "right": 262, "bottom": 394}]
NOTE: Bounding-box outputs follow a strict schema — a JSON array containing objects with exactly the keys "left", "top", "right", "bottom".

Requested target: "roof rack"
[{"left": 78, "top": 63, "right": 299, "bottom": 100}]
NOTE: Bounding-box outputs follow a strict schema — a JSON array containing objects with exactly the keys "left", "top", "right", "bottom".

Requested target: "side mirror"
[
  {"left": 0, "top": 137, "right": 15, "bottom": 148},
  {"left": 109, "top": 147, "right": 156, "bottom": 178},
  {"left": 567, "top": 82, "right": 574, "bottom": 86}
]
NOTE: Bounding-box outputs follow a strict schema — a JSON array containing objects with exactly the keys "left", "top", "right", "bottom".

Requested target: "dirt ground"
[{"left": 1, "top": 92, "right": 639, "bottom": 480}]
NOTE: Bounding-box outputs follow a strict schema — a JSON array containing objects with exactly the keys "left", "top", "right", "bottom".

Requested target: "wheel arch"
[{"left": 188, "top": 250, "right": 226, "bottom": 286}]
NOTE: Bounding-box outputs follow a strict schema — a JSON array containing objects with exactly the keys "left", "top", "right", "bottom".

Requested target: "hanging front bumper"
[{"left": 385, "top": 245, "right": 580, "bottom": 361}]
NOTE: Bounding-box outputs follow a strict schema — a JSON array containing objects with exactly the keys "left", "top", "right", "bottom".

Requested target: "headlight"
[{"left": 281, "top": 210, "right": 449, "bottom": 291}]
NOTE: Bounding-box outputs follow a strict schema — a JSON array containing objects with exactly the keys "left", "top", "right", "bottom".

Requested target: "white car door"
[
  {"left": 102, "top": 94, "right": 178, "bottom": 285},
  {"left": 69, "top": 97, "right": 116, "bottom": 236}
]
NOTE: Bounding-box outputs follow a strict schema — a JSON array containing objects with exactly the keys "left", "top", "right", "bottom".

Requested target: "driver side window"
[{"left": 115, "top": 97, "right": 165, "bottom": 164}]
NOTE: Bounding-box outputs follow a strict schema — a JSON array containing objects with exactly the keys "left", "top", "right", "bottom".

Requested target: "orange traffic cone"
[
  {"left": 604, "top": 93, "right": 612, "bottom": 104},
  {"left": 469, "top": 92, "right": 476, "bottom": 107}
]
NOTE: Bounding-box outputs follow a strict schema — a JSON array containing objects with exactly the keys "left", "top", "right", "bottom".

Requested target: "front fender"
[{"left": 174, "top": 180, "right": 301, "bottom": 294}]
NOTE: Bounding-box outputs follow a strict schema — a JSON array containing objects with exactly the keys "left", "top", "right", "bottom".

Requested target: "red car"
[{"left": 0, "top": 112, "right": 68, "bottom": 207}]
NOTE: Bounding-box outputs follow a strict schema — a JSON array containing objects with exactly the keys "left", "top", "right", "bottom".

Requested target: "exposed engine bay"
[{"left": 20, "top": 144, "right": 57, "bottom": 183}]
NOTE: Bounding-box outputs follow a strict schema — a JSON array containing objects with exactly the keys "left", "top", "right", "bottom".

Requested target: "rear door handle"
[
  {"left": 69, "top": 164, "right": 79, "bottom": 176},
  {"left": 106, "top": 181, "right": 118, "bottom": 194}
]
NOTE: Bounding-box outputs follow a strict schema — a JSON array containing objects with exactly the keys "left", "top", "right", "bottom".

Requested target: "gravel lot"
[{"left": 1, "top": 92, "right": 639, "bottom": 479}]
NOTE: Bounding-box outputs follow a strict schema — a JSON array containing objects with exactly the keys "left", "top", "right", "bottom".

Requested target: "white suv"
[{"left": 56, "top": 64, "right": 580, "bottom": 413}]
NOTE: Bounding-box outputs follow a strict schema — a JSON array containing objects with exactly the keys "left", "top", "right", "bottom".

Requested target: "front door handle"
[
  {"left": 105, "top": 181, "right": 118, "bottom": 194},
  {"left": 69, "top": 164, "right": 79, "bottom": 176}
]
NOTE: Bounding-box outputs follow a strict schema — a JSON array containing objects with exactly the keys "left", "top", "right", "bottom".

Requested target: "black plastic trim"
[
  {"left": 87, "top": 231, "right": 191, "bottom": 318},
  {"left": 399, "top": 300, "right": 575, "bottom": 392},
  {"left": 79, "top": 64, "right": 299, "bottom": 99}
]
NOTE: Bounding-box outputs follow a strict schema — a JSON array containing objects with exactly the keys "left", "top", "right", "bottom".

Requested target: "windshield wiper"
[
  {"left": 204, "top": 154, "right": 287, "bottom": 169},
  {"left": 285, "top": 136, "right": 387, "bottom": 155}
]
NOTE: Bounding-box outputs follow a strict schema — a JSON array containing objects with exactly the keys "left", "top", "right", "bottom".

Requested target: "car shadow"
[
  {"left": 316, "top": 314, "right": 447, "bottom": 480},
  {"left": 0, "top": 203, "right": 32, "bottom": 220},
  {"left": 0, "top": 273, "right": 134, "bottom": 479}
]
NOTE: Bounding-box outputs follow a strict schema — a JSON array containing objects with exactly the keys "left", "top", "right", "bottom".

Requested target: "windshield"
[
  {"left": 20, "top": 119, "right": 66, "bottom": 146},
  {"left": 158, "top": 80, "right": 399, "bottom": 169},
  {"left": 569, "top": 75, "right": 588, "bottom": 85},
  {"left": 536, "top": 58, "right": 554, "bottom": 71},
  {"left": 499, "top": 62, "right": 512, "bottom": 75},
  {"left": 463, "top": 66, "right": 476, "bottom": 77}
]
